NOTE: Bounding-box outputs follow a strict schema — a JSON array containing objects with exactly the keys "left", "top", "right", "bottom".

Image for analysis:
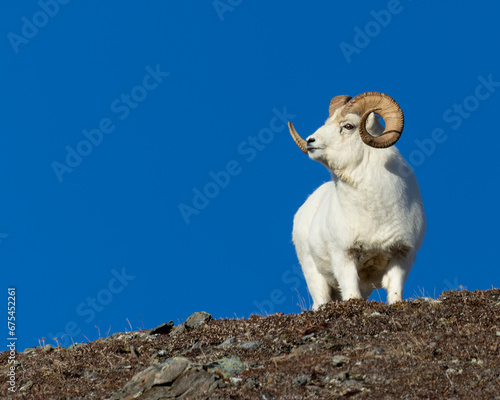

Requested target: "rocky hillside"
[{"left": 1, "top": 289, "right": 499, "bottom": 399}]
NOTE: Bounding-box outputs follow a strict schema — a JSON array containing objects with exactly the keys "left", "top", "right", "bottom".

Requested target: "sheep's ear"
[
  {"left": 371, "top": 113, "right": 382, "bottom": 124},
  {"left": 366, "top": 112, "right": 377, "bottom": 126},
  {"left": 365, "top": 113, "right": 384, "bottom": 137}
]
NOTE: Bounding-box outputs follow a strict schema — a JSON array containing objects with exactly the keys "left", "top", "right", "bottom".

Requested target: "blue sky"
[{"left": 1, "top": 1, "right": 499, "bottom": 351}]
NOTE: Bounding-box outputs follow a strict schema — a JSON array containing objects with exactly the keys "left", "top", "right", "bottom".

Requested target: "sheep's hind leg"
[{"left": 382, "top": 257, "right": 413, "bottom": 304}]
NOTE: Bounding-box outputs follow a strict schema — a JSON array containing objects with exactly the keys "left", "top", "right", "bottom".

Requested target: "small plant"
[
  {"left": 95, "top": 325, "right": 101, "bottom": 339},
  {"left": 61, "top": 334, "right": 75, "bottom": 347},
  {"left": 294, "top": 288, "right": 310, "bottom": 312},
  {"left": 371, "top": 284, "right": 383, "bottom": 302},
  {"left": 126, "top": 318, "right": 133, "bottom": 332},
  {"left": 138, "top": 315, "right": 145, "bottom": 330},
  {"left": 410, "top": 286, "right": 436, "bottom": 301},
  {"left": 81, "top": 334, "right": 91, "bottom": 343}
]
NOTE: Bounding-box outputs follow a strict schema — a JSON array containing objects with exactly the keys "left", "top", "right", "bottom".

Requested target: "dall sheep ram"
[{"left": 289, "top": 92, "right": 426, "bottom": 308}]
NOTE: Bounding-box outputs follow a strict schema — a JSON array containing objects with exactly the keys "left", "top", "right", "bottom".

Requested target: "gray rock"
[
  {"left": 152, "top": 357, "right": 190, "bottom": 386},
  {"left": 239, "top": 341, "right": 260, "bottom": 351},
  {"left": 170, "top": 324, "right": 186, "bottom": 336},
  {"left": 420, "top": 297, "right": 442, "bottom": 304},
  {"left": 301, "top": 333, "right": 316, "bottom": 341},
  {"left": 23, "top": 347, "right": 37, "bottom": 355},
  {"left": 218, "top": 337, "right": 237, "bottom": 349},
  {"left": 324, "top": 371, "right": 350, "bottom": 385},
  {"left": 293, "top": 375, "right": 310, "bottom": 386},
  {"left": 110, "top": 357, "right": 219, "bottom": 400},
  {"left": 185, "top": 311, "right": 212, "bottom": 331},
  {"left": 325, "top": 342, "right": 343, "bottom": 351},
  {"left": 292, "top": 343, "right": 316, "bottom": 354},
  {"left": 170, "top": 312, "right": 212, "bottom": 337},
  {"left": 243, "top": 377, "right": 258, "bottom": 390},
  {"left": 368, "top": 347, "right": 387, "bottom": 356},
  {"left": 182, "top": 341, "right": 202, "bottom": 356},
  {"left": 152, "top": 349, "right": 169, "bottom": 364},
  {"left": 157, "top": 350, "right": 167, "bottom": 357},
  {"left": 68, "top": 343, "right": 84, "bottom": 351},
  {"left": 334, "top": 371, "right": 349, "bottom": 382},
  {"left": 323, "top": 375, "right": 334, "bottom": 385},
  {"left": 206, "top": 355, "right": 247, "bottom": 378},
  {"left": 229, "top": 377, "right": 243, "bottom": 386},
  {"left": 332, "top": 355, "right": 349, "bottom": 367},
  {"left": 149, "top": 321, "right": 174, "bottom": 335},
  {"left": 368, "top": 311, "right": 382, "bottom": 317}
]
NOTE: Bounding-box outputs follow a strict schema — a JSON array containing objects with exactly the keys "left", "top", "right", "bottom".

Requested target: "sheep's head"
[{"left": 289, "top": 92, "right": 404, "bottom": 172}]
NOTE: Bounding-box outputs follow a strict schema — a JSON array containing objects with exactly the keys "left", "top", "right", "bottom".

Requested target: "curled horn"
[
  {"left": 329, "top": 95, "right": 352, "bottom": 118},
  {"left": 288, "top": 121, "right": 308, "bottom": 154},
  {"left": 341, "top": 92, "right": 404, "bottom": 148},
  {"left": 289, "top": 95, "right": 352, "bottom": 155}
]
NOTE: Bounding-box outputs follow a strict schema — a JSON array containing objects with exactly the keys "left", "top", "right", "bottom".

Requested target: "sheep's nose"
[{"left": 307, "top": 137, "right": 316, "bottom": 144}]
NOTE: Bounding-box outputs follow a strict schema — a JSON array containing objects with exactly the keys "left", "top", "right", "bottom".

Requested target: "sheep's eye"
[{"left": 343, "top": 123, "right": 354, "bottom": 130}]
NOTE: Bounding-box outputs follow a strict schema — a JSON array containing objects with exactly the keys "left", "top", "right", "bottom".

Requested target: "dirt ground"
[{"left": 1, "top": 289, "right": 499, "bottom": 399}]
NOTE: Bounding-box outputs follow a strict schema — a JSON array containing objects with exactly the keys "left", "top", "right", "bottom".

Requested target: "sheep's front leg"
[
  {"left": 382, "top": 257, "right": 412, "bottom": 304},
  {"left": 299, "top": 253, "right": 339, "bottom": 310},
  {"left": 331, "top": 251, "right": 362, "bottom": 301}
]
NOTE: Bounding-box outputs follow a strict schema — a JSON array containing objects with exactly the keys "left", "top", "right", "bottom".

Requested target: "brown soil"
[{"left": 1, "top": 289, "right": 499, "bottom": 399}]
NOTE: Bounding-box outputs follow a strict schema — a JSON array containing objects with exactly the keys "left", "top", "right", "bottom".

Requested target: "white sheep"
[{"left": 288, "top": 92, "right": 426, "bottom": 308}]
